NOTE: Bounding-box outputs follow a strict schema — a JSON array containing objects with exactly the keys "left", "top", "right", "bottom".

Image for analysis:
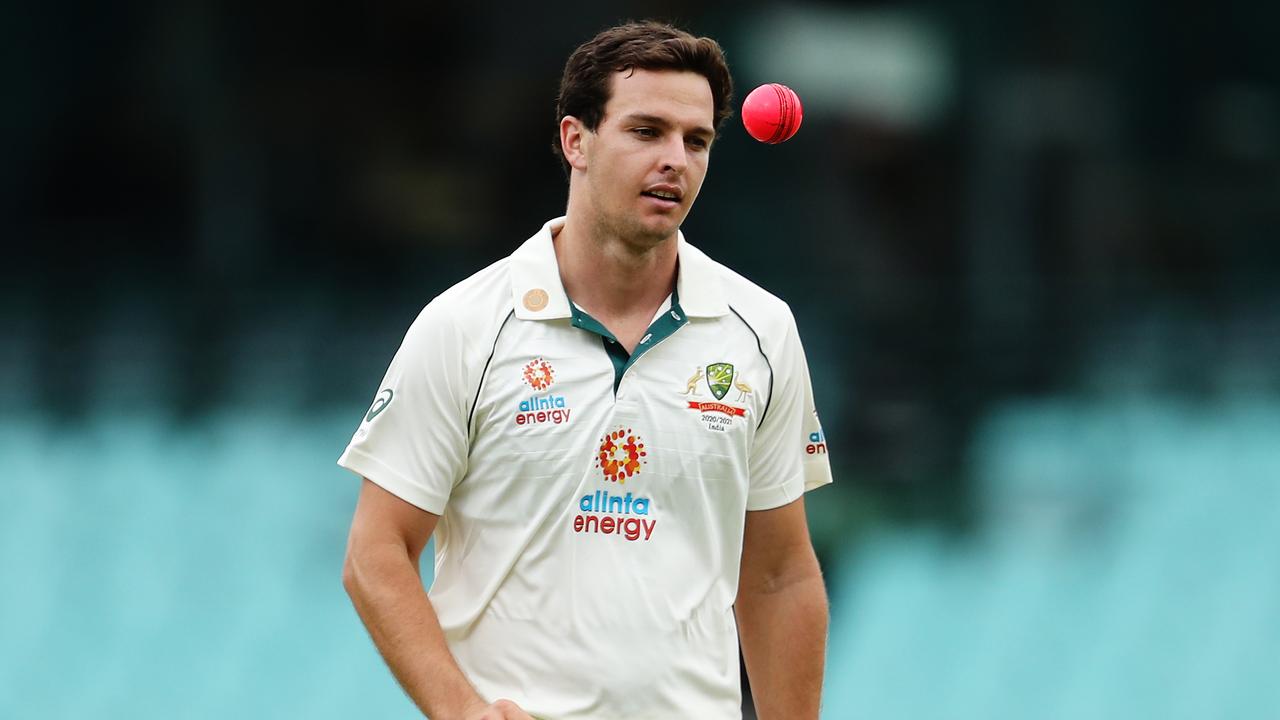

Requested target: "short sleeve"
[
  {"left": 337, "top": 300, "right": 471, "bottom": 514},
  {"left": 746, "top": 313, "right": 833, "bottom": 511}
]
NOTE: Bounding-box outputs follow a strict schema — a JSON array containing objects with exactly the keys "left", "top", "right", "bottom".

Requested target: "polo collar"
[
  {"left": 509, "top": 218, "right": 573, "bottom": 320},
  {"left": 509, "top": 217, "right": 730, "bottom": 320},
  {"left": 674, "top": 229, "right": 731, "bottom": 318}
]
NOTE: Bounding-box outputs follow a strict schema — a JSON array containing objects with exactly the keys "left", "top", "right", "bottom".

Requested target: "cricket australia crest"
[
  {"left": 705, "top": 363, "right": 734, "bottom": 400},
  {"left": 680, "top": 362, "right": 750, "bottom": 432}
]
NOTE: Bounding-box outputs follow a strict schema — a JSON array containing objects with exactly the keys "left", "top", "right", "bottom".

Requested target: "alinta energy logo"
[
  {"left": 806, "top": 428, "right": 827, "bottom": 455},
  {"left": 596, "top": 427, "right": 646, "bottom": 482},
  {"left": 573, "top": 426, "right": 656, "bottom": 542},
  {"left": 514, "top": 357, "right": 572, "bottom": 427},
  {"left": 680, "top": 362, "right": 750, "bottom": 432},
  {"left": 522, "top": 357, "right": 555, "bottom": 391}
]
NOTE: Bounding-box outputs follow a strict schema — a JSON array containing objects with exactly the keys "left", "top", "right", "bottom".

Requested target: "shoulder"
[
  {"left": 403, "top": 255, "right": 515, "bottom": 359},
  {"left": 698, "top": 248, "right": 799, "bottom": 345}
]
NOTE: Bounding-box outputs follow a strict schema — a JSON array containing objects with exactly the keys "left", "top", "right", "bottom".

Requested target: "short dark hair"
[{"left": 552, "top": 20, "right": 735, "bottom": 176}]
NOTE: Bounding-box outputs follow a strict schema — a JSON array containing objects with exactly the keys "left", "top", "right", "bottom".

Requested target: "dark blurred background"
[{"left": 3, "top": 2, "right": 1279, "bottom": 718}]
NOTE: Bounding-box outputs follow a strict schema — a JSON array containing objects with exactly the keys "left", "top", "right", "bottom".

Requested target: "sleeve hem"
[
  {"left": 337, "top": 446, "right": 450, "bottom": 515},
  {"left": 803, "top": 460, "right": 834, "bottom": 493},
  {"left": 746, "top": 471, "right": 805, "bottom": 511}
]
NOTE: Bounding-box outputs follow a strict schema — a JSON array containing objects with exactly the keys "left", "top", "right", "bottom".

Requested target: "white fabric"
[{"left": 338, "top": 218, "right": 832, "bottom": 719}]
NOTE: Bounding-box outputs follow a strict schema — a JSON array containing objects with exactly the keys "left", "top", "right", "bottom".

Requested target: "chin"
[
  {"left": 598, "top": 209, "right": 684, "bottom": 248},
  {"left": 635, "top": 223, "right": 679, "bottom": 246},
  {"left": 639, "top": 212, "right": 686, "bottom": 239}
]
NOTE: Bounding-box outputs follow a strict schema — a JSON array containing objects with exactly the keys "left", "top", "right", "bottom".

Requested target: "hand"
[{"left": 462, "top": 698, "right": 535, "bottom": 720}]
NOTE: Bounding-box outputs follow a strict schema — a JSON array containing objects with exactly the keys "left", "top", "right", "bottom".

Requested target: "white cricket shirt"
[{"left": 339, "top": 217, "right": 832, "bottom": 719}]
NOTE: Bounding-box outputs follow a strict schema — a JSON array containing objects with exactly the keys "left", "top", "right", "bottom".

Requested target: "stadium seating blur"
[
  {"left": 825, "top": 394, "right": 1280, "bottom": 719},
  {"left": 3, "top": 317, "right": 1277, "bottom": 717}
]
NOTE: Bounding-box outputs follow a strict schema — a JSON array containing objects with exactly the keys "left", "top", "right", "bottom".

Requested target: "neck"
[{"left": 554, "top": 213, "right": 678, "bottom": 321}]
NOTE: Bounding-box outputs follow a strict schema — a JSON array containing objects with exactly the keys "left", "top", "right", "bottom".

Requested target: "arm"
[
  {"left": 735, "top": 495, "right": 829, "bottom": 720},
  {"left": 342, "top": 478, "right": 532, "bottom": 720}
]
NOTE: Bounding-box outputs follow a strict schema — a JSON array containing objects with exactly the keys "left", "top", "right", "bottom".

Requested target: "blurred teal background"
[{"left": 4, "top": 1, "right": 1279, "bottom": 718}]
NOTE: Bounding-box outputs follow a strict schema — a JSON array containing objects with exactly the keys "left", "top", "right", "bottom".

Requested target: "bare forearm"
[
  {"left": 344, "top": 542, "right": 484, "bottom": 719},
  {"left": 736, "top": 572, "right": 828, "bottom": 720}
]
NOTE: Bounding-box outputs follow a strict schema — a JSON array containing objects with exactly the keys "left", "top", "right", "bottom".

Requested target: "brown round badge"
[{"left": 523, "top": 288, "right": 549, "bottom": 312}]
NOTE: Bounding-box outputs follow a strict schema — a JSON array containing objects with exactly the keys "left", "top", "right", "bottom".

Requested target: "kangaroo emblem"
[{"left": 683, "top": 367, "right": 702, "bottom": 395}]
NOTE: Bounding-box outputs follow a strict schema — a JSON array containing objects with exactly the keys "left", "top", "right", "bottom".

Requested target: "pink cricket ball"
[{"left": 742, "top": 83, "right": 804, "bottom": 144}]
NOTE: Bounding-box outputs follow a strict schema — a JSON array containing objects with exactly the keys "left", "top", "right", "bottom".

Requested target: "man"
[{"left": 340, "top": 21, "right": 832, "bottom": 720}]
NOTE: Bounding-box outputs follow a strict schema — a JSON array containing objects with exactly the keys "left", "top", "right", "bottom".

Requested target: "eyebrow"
[{"left": 622, "top": 113, "right": 715, "bottom": 142}]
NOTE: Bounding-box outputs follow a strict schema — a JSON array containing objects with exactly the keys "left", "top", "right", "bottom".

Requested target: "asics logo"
[{"left": 366, "top": 389, "right": 394, "bottom": 422}]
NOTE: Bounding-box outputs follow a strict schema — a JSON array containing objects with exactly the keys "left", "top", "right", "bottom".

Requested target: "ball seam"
[{"left": 768, "top": 83, "right": 790, "bottom": 144}]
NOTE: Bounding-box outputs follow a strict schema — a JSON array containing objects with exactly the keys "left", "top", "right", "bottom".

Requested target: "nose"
[{"left": 658, "top": 135, "right": 686, "bottom": 176}]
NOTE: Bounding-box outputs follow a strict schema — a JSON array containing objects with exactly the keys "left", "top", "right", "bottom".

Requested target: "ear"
[{"left": 560, "top": 116, "right": 591, "bottom": 172}]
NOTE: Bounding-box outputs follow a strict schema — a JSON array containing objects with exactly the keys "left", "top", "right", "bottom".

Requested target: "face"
[{"left": 565, "top": 69, "right": 716, "bottom": 249}]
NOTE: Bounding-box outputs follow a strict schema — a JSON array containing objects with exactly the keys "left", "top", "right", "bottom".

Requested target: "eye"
[
  {"left": 633, "top": 127, "right": 658, "bottom": 138},
  {"left": 687, "top": 136, "right": 710, "bottom": 149}
]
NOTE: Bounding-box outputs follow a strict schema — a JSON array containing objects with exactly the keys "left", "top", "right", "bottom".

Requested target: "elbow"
[
  {"left": 741, "top": 554, "right": 826, "bottom": 598},
  {"left": 341, "top": 548, "right": 361, "bottom": 598},
  {"left": 341, "top": 531, "right": 421, "bottom": 601}
]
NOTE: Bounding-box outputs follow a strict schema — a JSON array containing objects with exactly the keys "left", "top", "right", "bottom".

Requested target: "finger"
[{"left": 491, "top": 698, "right": 534, "bottom": 719}]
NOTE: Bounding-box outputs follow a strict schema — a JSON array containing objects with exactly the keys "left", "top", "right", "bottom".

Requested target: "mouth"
[{"left": 640, "top": 185, "right": 683, "bottom": 209}]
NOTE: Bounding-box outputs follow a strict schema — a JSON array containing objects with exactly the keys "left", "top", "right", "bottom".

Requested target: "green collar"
[{"left": 570, "top": 287, "right": 689, "bottom": 394}]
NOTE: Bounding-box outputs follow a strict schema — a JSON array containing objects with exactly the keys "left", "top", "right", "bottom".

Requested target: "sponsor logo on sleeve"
[{"left": 806, "top": 428, "right": 827, "bottom": 455}]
